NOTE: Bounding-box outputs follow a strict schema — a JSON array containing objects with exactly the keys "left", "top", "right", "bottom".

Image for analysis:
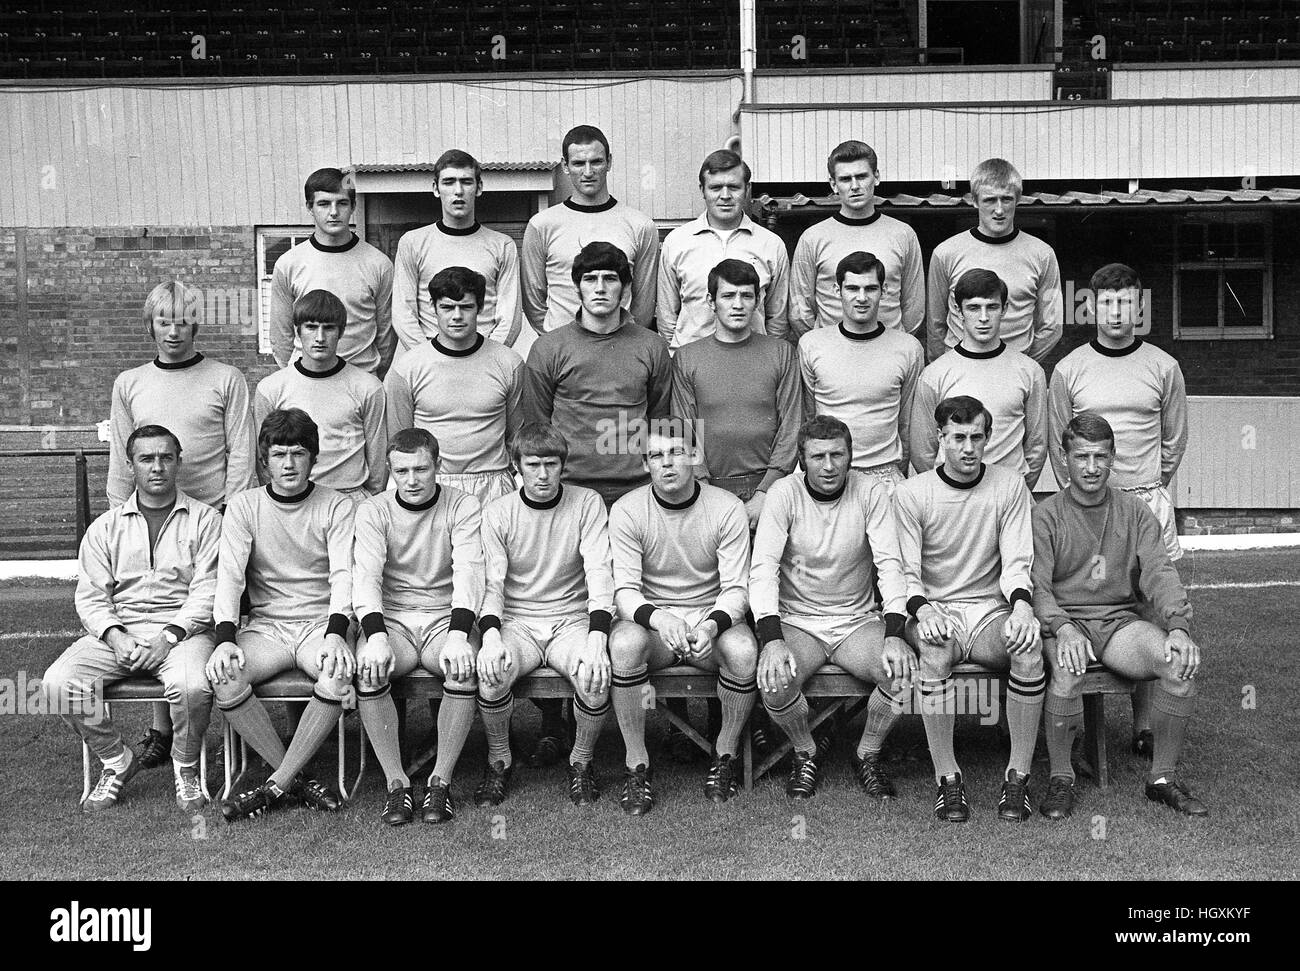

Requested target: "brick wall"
[
  {"left": 1178, "top": 509, "right": 1297, "bottom": 536},
  {"left": 0, "top": 226, "right": 276, "bottom": 427}
]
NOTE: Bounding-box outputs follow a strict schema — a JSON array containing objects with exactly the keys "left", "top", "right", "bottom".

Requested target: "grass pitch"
[{"left": 1, "top": 549, "right": 1296, "bottom": 881}]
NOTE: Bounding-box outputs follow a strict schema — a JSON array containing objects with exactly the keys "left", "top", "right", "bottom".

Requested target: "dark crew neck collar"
[
  {"left": 804, "top": 477, "right": 847, "bottom": 503},
  {"left": 436, "top": 220, "right": 481, "bottom": 236},
  {"left": 433, "top": 334, "right": 484, "bottom": 357},
  {"left": 564, "top": 197, "right": 618, "bottom": 213},
  {"left": 309, "top": 233, "right": 359, "bottom": 253},
  {"left": 153, "top": 353, "right": 204, "bottom": 371},
  {"left": 839, "top": 322, "right": 885, "bottom": 341},
  {"left": 955, "top": 341, "right": 1006, "bottom": 360},
  {"left": 267, "top": 481, "right": 315, "bottom": 504},
  {"left": 294, "top": 358, "right": 345, "bottom": 378},
  {"left": 937, "top": 464, "right": 986, "bottom": 490},
  {"left": 653, "top": 481, "right": 700, "bottom": 510},
  {"left": 834, "top": 211, "right": 881, "bottom": 227},
  {"left": 1090, "top": 338, "right": 1143, "bottom": 357},
  {"left": 522, "top": 485, "right": 563, "bottom": 510},
  {"left": 970, "top": 227, "right": 1020, "bottom": 245},
  {"left": 397, "top": 485, "right": 440, "bottom": 512}
]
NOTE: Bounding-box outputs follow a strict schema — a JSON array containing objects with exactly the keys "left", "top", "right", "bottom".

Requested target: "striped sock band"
[{"left": 716, "top": 673, "right": 757, "bottom": 758}]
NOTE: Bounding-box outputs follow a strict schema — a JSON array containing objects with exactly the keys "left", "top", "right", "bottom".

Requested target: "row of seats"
[
  {"left": 1059, "top": 36, "right": 1300, "bottom": 62},
  {"left": 1064, "top": 0, "right": 1300, "bottom": 61},
  {"left": 0, "top": 45, "right": 754, "bottom": 79}
]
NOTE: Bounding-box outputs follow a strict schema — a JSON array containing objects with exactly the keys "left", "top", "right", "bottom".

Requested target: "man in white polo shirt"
[{"left": 657, "top": 149, "right": 790, "bottom": 349}]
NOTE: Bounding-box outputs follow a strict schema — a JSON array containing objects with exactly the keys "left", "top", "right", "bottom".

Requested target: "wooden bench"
[
  {"left": 385, "top": 663, "right": 1134, "bottom": 790},
  {"left": 93, "top": 674, "right": 366, "bottom": 803},
  {"left": 748, "top": 662, "right": 1136, "bottom": 789},
  {"left": 388, "top": 666, "right": 736, "bottom": 782}
]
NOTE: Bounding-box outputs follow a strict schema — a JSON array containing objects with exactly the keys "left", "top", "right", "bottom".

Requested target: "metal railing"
[{"left": 0, "top": 448, "right": 110, "bottom": 548}]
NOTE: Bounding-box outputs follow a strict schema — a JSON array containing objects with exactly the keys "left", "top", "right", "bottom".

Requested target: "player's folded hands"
[
  {"left": 319, "top": 634, "right": 355, "bottom": 680},
  {"left": 915, "top": 605, "right": 950, "bottom": 645},
  {"left": 881, "top": 636, "right": 916, "bottom": 691},
  {"left": 1167, "top": 630, "right": 1200, "bottom": 680},
  {"left": 356, "top": 634, "right": 394, "bottom": 688},
  {"left": 1054, "top": 624, "right": 1094, "bottom": 675}
]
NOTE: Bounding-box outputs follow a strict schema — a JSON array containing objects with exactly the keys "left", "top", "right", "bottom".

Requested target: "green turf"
[{"left": 1, "top": 549, "right": 1296, "bottom": 881}]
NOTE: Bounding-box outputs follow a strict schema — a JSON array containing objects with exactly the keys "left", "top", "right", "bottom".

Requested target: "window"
[
  {"left": 255, "top": 227, "right": 314, "bottom": 354},
  {"left": 1173, "top": 215, "right": 1272, "bottom": 340}
]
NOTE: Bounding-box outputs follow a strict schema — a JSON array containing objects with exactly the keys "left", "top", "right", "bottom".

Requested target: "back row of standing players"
[{"left": 95, "top": 125, "right": 1199, "bottom": 823}]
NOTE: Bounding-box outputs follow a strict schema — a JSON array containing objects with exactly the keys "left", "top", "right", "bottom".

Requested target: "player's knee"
[
  {"left": 716, "top": 627, "right": 757, "bottom": 680},
  {"left": 1046, "top": 663, "right": 1084, "bottom": 700},
  {"left": 354, "top": 667, "right": 391, "bottom": 694},
  {"left": 761, "top": 680, "right": 800, "bottom": 713},
  {"left": 314, "top": 669, "right": 351, "bottom": 701},
  {"left": 608, "top": 622, "right": 649, "bottom": 673},
  {"left": 209, "top": 668, "right": 251, "bottom": 704},
  {"left": 573, "top": 682, "right": 609, "bottom": 710},
  {"left": 39, "top": 660, "right": 75, "bottom": 708},
  {"left": 917, "top": 641, "right": 954, "bottom": 682},
  {"left": 1009, "top": 645, "right": 1044, "bottom": 681},
  {"left": 477, "top": 676, "right": 513, "bottom": 704},
  {"left": 1154, "top": 658, "right": 1197, "bottom": 698}
]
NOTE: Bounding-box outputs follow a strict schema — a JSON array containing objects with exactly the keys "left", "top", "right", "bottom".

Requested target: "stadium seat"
[
  {"left": 652, "top": 41, "right": 689, "bottom": 69},
  {"left": 613, "top": 45, "right": 652, "bottom": 70}
]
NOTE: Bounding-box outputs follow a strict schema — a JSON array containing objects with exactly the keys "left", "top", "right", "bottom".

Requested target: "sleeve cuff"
[
  {"left": 164, "top": 624, "right": 188, "bottom": 643},
  {"left": 325, "top": 613, "right": 351, "bottom": 638},
  {"left": 707, "top": 610, "right": 733, "bottom": 635},
  {"left": 906, "top": 595, "right": 930, "bottom": 620},
  {"left": 755, "top": 615, "right": 784, "bottom": 647},
  {"left": 100, "top": 624, "right": 127, "bottom": 642},
  {"left": 1009, "top": 588, "right": 1032, "bottom": 609},
  {"left": 450, "top": 608, "right": 476, "bottom": 635},
  {"left": 1166, "top": 617, "right": 1192, "bottom": 634},
  {"left": 215, "top": 621, "right": 238, "bottom": 646},
  {"left": 633, "top": 604, "right": 658, "bottom": 630},
  {"left": 478, "top": 614, "right": 502, "bottom": 633},
  {"left": 360, "top": 612, "right": 387, "bottom": 637},
  {"left": 884, "top": 612, "right": 907, "bottom": 639},
  {"left": 588, "top": 610, "right": 613, "bottom": 636}
]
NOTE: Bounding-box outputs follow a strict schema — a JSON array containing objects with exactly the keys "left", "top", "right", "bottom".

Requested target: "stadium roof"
[
  {"left": 352, "top": 161, "right": 555, "bottom": 173},
  {"left": 758, "top": 187, "right": 1300, "bottom": 214}
]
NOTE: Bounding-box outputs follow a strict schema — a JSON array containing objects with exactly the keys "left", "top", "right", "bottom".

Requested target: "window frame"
[
  {"left": 255, "top": 226, "right": 315, "bottom": 355},
  {"left": 1172, "top": 213, "right": 1273, "bottom": 341}
]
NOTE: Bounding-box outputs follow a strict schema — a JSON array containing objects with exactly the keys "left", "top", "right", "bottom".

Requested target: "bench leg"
[
  {"left": 199, "top": 736, "right": 212, "bottom": 802},
  {"left": 656, "top": 699, "right": 712, "bottom": 756},
  {"left": 81, "top": 739, "right": 92, "bottom": 804},
  {"left": 742, "top": 724, "right": 753, "bottom": 792},
  {"left": 1083, "top": 693, "right": 1109, "bottom": 789},
  {"left": 338, "top": 710, "right": 367, "bottom": 801}
]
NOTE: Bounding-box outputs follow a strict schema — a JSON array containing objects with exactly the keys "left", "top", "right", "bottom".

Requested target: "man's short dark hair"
[
  {"left": 571, "top": 241, "right": 632, "bottom": 287},
  {"left": 126, "top": 424, "right": 182, "bottom": 461},
  {"left": 797, "top": 415, "right": 852, "bottom": 459},
  {"left": 432, "top": 148, "right": 482, "bottom": 185},
  {"left": 835, "top": 251, "right": 886, "bottom": 287},
  {"left": 1090, "top": 262, "right": 1142, "bottom": 293},
  {"left": 707, "top": 258, "right": 761, "bottom": 301},
  {"left": 562, "top": 125, "right": 610, "bottom": 161},
  {"left": 1061, "top": 411, "right": 1116, "bottom": 455},
  {"left": 387, "top": 427, "right": 440, "bottom": 464},
  {"left": 827, "top": 140, "right": 878, "bottom": 177},
  {"left": 304, "top": 167, "right": 354, "bottom": 206},
  {"left": 258, "top": 407, "right": 319, "bottom": 461},
  {"left": 512, "top": 422, "right": 569, "bottom": 467},
  {"left": 935, "top": 395, "right": 993, "bottom": 437},
  {"left": 293, "top": 289, "right": 347, "bottom": 330},
  {"left": 429, "top": 266, "right": 487, "bottom": 311},
  {"left": 698, "top": 149, "right": 752, "bottom": 187},
  {"left": 953, "top": 268, "right": 1008, "bottom": 308}
]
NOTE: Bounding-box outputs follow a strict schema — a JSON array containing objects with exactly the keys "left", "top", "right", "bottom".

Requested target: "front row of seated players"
[{"left": 44, "top": 404, "right": 1206, "bottom": 821}]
